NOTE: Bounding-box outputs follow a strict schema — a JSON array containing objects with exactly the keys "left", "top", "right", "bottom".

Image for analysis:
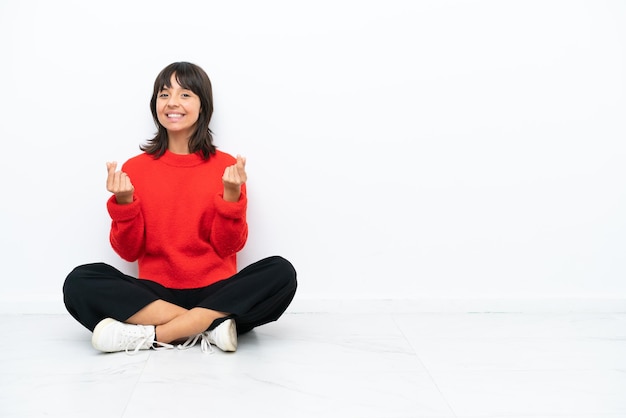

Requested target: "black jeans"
[{"left": 63, "top": 255, "right": 297, "bottom": 334}]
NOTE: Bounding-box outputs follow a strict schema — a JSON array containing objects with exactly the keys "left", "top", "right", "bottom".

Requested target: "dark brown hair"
[{"left": 141, "top": 62, "right": 216, "bottom": 159}]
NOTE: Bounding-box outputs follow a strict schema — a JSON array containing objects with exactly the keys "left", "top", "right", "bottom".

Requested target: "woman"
[{"left": 63, "top": 62, "right": 297, "bottom": 354}]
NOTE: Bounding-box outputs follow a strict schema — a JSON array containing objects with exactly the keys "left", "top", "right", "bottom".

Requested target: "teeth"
[{"left": 167, "top": 113, "right": 183, "bottom": 117}]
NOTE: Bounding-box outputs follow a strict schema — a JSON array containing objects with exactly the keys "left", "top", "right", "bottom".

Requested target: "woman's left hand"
[{"left": 222, "top": 155, "right": 247, "bottom": 202}]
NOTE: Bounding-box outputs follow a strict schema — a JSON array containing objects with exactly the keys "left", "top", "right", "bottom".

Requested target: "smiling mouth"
[{"left": 166, "top": 113, "right": 184, "bottom": 118}]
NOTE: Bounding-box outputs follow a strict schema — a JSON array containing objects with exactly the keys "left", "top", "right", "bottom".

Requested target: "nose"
[{"left": 167, "top": 95, "right": 180, "bottom": 107}]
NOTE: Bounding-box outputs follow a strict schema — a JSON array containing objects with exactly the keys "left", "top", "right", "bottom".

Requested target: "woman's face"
[{"left": 156, "top": 73, "right": 202, "bottom": 138}]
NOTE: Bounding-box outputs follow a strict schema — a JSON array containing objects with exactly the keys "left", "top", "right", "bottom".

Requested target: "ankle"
[{"left": 155, "top": 325, "right": 169, "bottom": 344}]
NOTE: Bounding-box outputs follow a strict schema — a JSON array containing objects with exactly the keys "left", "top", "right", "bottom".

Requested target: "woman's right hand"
[{"left": 106, "top": 162, "right": 134, "bottom": 204}]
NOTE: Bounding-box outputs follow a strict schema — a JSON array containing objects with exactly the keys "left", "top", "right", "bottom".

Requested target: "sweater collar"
[{"left": 159, "top": 150, "right": 206, "bottom": 167}]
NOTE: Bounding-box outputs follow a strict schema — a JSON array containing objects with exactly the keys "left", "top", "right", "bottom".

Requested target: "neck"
[{"left": 167, "top": 134, "right": 190, "bottom": 154}]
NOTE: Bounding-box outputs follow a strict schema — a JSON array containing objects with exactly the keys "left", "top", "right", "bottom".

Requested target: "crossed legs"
[
  {"left": 125, "top": 300, "right": 229, "bottom": 344},
  {"left": 63, "top": 257, "right": 297, "bottom": 350}
]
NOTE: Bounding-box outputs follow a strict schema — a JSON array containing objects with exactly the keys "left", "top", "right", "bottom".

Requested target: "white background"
[{"left": 0, "top": 0, "right": 624, "bottom": 313}]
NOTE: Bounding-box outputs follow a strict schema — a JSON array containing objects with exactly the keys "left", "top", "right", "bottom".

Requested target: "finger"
[
  {"left": 233, "top": 156, "right": 246, "bottom": 178},
  {"left": 112, "top": 171, "right": 122, "bottom": 193},
  {"left": 223, "top": 166, "right": 237, "bottom": 183},
  {"left": 225, "top": 166, "right": 242, "bottom": 185},
  {"left": 120, "top": 173, "right": 128, "bottom": 192},
  {"left": 115, "top": 172, "right": 129, "bottom": 193},
  {"left": 121, "top": 172, "right": 134, "bottom": 192},
  {"left": 106, "top": 162, "right": 118, "bottom": 191},
  {"left": 237, "top": 163, "right": 247, "bottom": 184},
  {"left": 122, "top": 174, "right": 134, "bottom": 192}
]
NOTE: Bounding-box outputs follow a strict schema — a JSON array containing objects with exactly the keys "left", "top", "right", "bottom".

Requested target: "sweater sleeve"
[
  {"left": 107, "top": 195, "right": 146, "bottom": 262},
  {"left": 210, "top": 185, "right": 248, "bottom": 258}
]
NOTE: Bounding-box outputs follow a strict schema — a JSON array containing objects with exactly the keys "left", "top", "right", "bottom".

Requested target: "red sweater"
[{"left": 107, "top": 150, "right": 248, "bottom": 289}]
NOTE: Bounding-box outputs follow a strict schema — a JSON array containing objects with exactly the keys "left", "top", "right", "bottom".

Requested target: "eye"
[
  {"left": 158, "top": 93, "right": 169, "bottom": 98},
  {"left": 182, "top": 93, "right": 192, "bottom": 98}
]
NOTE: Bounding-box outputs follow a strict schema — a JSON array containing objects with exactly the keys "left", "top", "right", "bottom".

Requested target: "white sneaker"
[
  {"left": 177, "top": 318, "right": 238, "bottom": 353},
  {"left": 92, "top": 318, "right": 172, "bottom": 354},
  {"left": 207, "top": 318, "right": 238, "bottom": 352}
]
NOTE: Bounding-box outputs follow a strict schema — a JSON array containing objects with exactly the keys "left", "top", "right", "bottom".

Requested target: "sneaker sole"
[{"left": 92, "top": 317, "right": 117, "bottom": 352}]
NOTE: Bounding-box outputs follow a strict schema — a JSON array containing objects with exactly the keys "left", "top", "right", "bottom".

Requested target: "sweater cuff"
[
  {"left": 106, "top": 195, "right": 141, "bottom": 220},
  {"left": 214, "top": 192, "right": 247, "bottom": 219}
]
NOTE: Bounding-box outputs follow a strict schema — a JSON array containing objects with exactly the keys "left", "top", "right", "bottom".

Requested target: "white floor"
[{"left": 1, "top": 312, "right": 625, "bottom": 417}]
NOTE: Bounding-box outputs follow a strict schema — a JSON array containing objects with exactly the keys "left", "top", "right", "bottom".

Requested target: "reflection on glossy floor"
[{"left": 1, "top": 312, "right": 625, "bottom": 417}]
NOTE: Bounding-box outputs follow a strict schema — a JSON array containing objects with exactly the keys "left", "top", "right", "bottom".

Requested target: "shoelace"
[
  {"left": 177, "top": 332, "right": 214, "bottom": 354},
  {"left": 125, "top": 330, "right": 173, "bottom": 355}
]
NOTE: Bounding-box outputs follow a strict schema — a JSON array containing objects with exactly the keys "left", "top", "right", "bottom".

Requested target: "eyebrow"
[{"left": 159, "top": 86, "right": 192, "bottom": 92}]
